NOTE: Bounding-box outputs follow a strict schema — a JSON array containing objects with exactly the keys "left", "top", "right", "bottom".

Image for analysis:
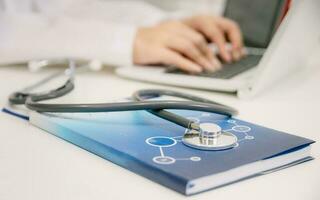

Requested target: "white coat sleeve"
[{"left": 0, "top": 0, "right": 168, "bottom": 67}]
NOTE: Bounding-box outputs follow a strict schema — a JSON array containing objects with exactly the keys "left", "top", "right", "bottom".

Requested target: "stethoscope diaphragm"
[{"left": 182, "top": 123, "right": 238, "bottom": 150}]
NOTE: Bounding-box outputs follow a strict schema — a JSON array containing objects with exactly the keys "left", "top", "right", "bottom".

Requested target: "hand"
[
  {"left": 133, "top": 20, "right": 222, "bottom": 73},
  {"left": 183, "top": 15, "right": 245, "bottom": 62}
]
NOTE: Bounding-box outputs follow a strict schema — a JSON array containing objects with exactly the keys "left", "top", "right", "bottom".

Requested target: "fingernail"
[
  {"left": 212, "top": 59, "right": 222, "bottom": 69},
  {"left": 233, "top": 51, "right": 241, "bottom": 61},
  {"left": 225, "top": 53, "right": 232, "bottom": 63},
  {"left": 193, "top": 66, "right": 202, "bottom": 73},
  {"left": 241, "top": 48, "right": 247, "bottom": 56},
  {"left": 204, "top": 60, "right": 216, "bottom": 72}
]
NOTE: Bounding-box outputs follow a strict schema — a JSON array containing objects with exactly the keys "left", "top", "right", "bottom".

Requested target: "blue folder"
[{"left": 29, "top": 110, "right": 314, "bottom": 195}]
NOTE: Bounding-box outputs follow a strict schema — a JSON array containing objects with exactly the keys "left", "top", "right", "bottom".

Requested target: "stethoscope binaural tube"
[{"left": 132, "top": 89, "right": 237, "bottom": 130}]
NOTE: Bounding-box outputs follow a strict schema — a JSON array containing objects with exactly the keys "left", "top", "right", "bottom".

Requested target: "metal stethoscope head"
[{"left": 8, "top": 59, "right": 238, "bottom": 151}]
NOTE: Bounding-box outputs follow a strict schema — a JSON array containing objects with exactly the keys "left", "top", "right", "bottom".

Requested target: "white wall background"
[{"left": 141, "top": 0, "right": 226, "bottom": 16}]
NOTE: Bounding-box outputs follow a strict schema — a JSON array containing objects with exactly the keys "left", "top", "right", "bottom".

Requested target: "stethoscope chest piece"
[{"left": 182, "top": 123, "right": 237, "bottom": 150}]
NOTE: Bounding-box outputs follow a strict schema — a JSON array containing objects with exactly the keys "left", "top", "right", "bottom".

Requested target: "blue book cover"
[{"left": 29, "top": 110, "right": 314, "bottom": 195}]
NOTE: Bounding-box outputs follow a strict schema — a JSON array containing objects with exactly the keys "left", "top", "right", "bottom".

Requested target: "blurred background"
[{"left": 143, "top": 0, "right": 225, "bottom": 15}]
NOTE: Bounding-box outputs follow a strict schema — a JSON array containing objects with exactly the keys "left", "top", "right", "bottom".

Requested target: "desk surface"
[{"left": 0, "top": 63, "right": 319, "bottom": 200}]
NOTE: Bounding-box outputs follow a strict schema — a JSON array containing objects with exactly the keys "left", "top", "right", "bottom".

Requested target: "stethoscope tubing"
[
  {"left": 25, "top": 98, "right": 236, "bottom": 115},
  {"left": 8, "top": 59, "right": 238, "bottom": 131},
  {"left": 23, "top": 89, "right": 237, "bottom": 130}
]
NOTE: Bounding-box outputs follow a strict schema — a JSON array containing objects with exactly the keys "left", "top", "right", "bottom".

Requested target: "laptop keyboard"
[{"left": 166, "top": 54, "right": 263, "bottom": 79}]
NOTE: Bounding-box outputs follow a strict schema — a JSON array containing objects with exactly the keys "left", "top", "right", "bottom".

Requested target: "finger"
[
  {"left": 176, "top": 27, "right": 214, "bottom": 62},
  {"left": 159, "top": 48, "right": 203, "bottom": 73},
  {"left": 216, "top": 18, "right": 244, "bottom": 61},
  {"left": 166, "top": 37, "right": 218, "bottom": 72},
  {"left": 175, "top": 27, "right": 222, "bottom": 71},
  {"left": 199, "top": 24, "right": 232, "bottom": 63},
  {"left": 216, "top": 18, "right": 243, "bottom": 49},
  {"left": 211, "top": 56, "right": 222, "bottom": 70},
  {"left": 188, "top": 34, "right": 217, "bottom": 68}
]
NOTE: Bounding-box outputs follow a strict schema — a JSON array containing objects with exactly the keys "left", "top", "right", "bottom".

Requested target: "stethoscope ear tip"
[{"left": 9, "top": 92, "right": 28, "bottom": 105}]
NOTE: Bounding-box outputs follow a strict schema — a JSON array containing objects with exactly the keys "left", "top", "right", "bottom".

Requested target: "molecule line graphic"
[
  {"left": 146, "top": 113, "right": 254, "bottom": 165},
  {"left": 145, "top": 136, "right": 201, "bottom": 165},
  {"left": 223, "top": 119, "right": 254, "bottom": 147}
]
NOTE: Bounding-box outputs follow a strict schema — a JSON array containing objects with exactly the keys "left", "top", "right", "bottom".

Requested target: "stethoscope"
[{"left": 8, "top": 59, "right": 238, "bottom": 151}]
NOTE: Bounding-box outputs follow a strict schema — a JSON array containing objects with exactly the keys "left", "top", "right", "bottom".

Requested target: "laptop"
[{"left": 116, "top": 0, "right": 320, "bottom": 98}]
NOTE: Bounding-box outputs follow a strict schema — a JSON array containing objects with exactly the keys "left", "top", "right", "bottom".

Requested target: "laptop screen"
[{"left": 224, "top": 0, "right": 286, "bottom": 48}]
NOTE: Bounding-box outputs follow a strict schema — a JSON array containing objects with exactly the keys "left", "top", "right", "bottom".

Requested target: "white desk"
[{"left": 0, "top": 63, "right": 319, "bottom": 200}]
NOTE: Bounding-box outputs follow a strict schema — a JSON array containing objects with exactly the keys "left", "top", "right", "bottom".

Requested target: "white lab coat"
[{"left": 0, "top": 0, "right": 170, "bottom": 67}]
